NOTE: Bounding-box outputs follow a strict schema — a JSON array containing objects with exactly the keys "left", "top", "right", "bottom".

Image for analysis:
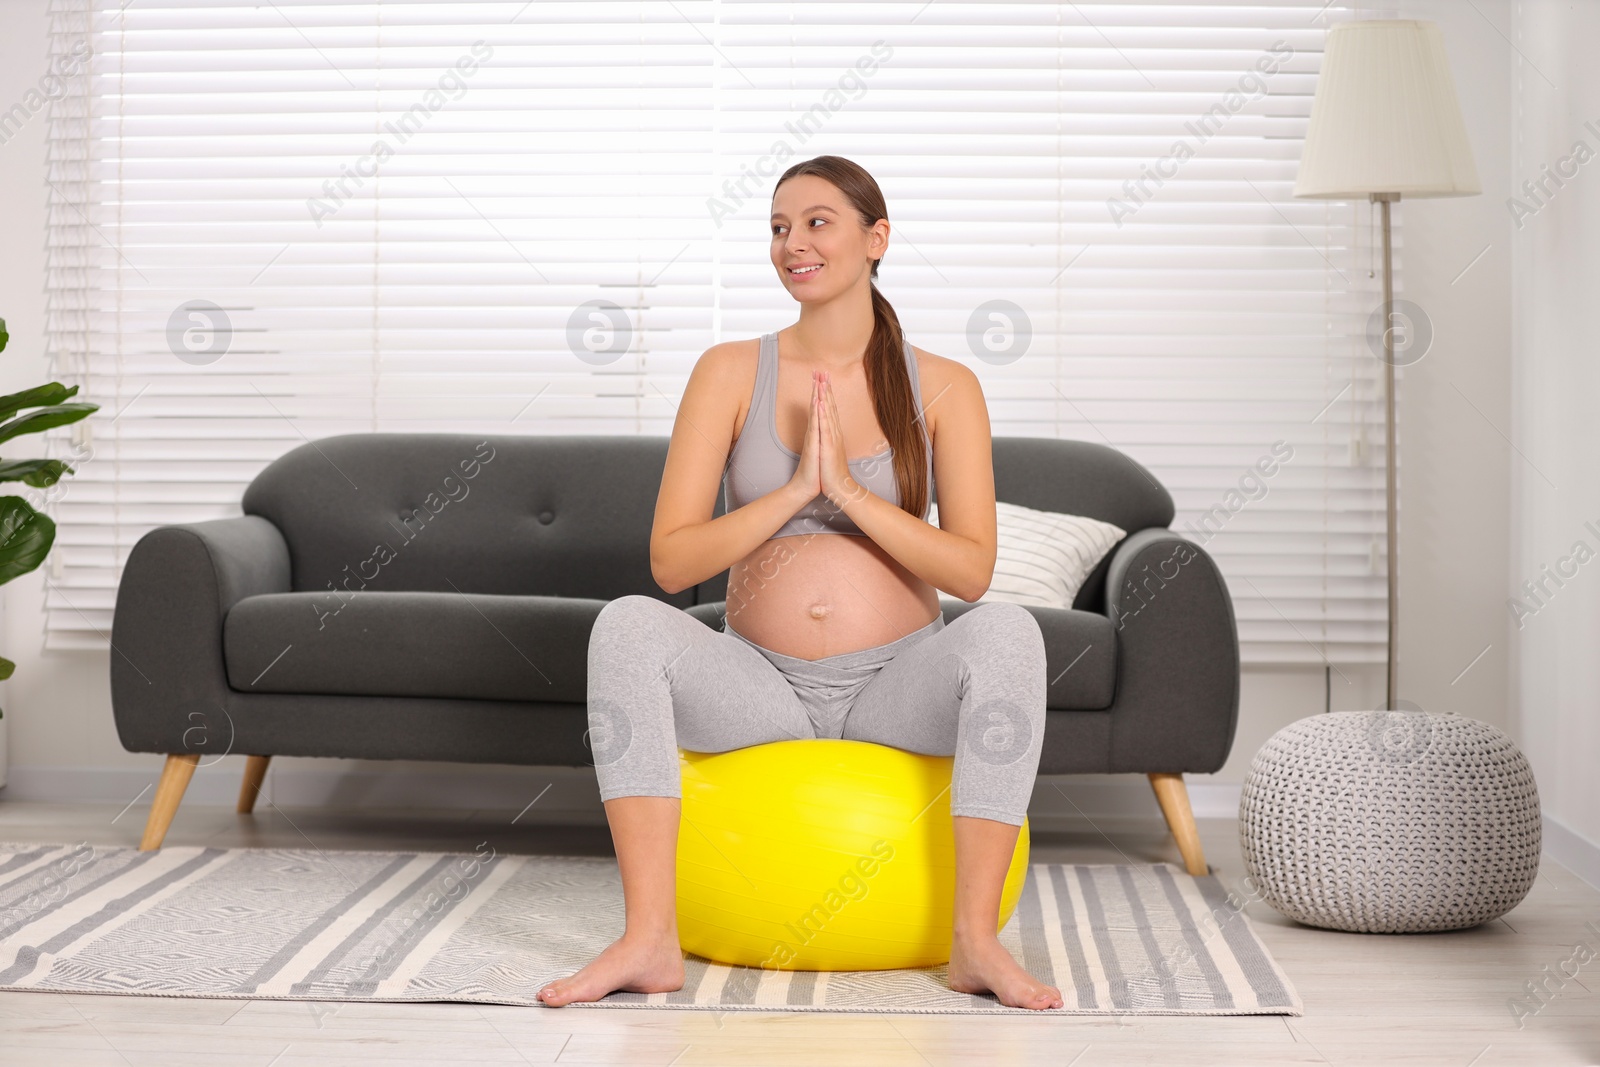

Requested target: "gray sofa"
[{"left": 111, "top": 433, "right": 1239, "bottom": 871}]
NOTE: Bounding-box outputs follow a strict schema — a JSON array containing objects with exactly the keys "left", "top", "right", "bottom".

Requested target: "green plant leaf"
[
  {"left": 0, "top": 403, "right": 98, "bottom": 447},
  {"left": 0, "top": 496, "right": 56, "bottom": 587},
  {"left": 0, "top": 458, "right": 72, "bottom": 487},
  {"left": 0, "top": 382, "right": 80, "bottom": 422},
  {"left": 0, "top": 654, "right": 13, "bottom": 680},
  {"left": 0, "top": 316, "right": 8, "bottom": 354}
]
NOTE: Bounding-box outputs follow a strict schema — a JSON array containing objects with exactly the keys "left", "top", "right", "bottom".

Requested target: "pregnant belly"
[{"left": 724, "top": 534, "right": 941, "bottom": 661}]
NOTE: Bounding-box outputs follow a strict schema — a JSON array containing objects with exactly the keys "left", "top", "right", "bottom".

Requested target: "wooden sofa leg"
[
  {"left": 140, "top": 754, "right": 200, "bottom": 851},
  {"left": 1148, "top": 772, "right": 1208, "bottom": 876},
  {"left": 237, "top": 755, "right": 272, "bottom": 814}
]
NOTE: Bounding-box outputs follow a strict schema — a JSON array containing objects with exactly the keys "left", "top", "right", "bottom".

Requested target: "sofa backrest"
[
  {"left": 241, "top": 434, "right": 698, "bottom": 607},
  {"left": 240, "top": 433, "right": 1172, "bottom": 612}
]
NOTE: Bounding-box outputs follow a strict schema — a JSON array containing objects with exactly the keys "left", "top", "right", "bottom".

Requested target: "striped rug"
[{"left": 0, "top": 841, "right": 1300, "bottom": 1015}]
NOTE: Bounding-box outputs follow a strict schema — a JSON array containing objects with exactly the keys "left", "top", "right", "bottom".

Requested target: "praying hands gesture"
[{"left": 788, "top": 370, "right": 861, "bottom": 509}]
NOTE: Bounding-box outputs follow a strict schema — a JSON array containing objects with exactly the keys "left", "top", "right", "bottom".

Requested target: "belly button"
[{"left": 808, "top": 604, "right": 831, "bottom": 619}]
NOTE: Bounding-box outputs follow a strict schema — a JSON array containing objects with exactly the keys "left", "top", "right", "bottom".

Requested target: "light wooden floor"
[{"left": 0, "top": 799, "right": 1596, "bottom": 1066}]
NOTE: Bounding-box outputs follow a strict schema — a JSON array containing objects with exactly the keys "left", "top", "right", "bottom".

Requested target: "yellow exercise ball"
[{"left": 675, "top": 738, "right": 1030, "bottom": 971}]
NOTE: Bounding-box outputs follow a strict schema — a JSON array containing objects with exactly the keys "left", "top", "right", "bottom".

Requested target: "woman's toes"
[
  {"left": 540, "top": 977, "right": 587, "bottom": 1007},
  {"left": 1031, "top": 986, "right": 1064, "bottom": 1009}
]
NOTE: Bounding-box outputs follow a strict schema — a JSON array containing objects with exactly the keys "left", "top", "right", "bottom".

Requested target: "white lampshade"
[{"left": 1294, "top": 19, "right": 1480, "bottom": 199}]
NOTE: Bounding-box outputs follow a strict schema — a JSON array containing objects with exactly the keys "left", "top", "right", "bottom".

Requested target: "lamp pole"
[{"left": 1372, "top": 190, "right": 1399, "bottom": 713}]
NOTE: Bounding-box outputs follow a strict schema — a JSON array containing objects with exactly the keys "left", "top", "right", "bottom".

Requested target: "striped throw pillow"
[{"left": 927, "top": 499, "right": 1126, "bottom": 610}]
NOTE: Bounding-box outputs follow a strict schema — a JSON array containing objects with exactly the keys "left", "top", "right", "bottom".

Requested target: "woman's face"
[{"left": 770, "top": 174, "right": 886, "bottom": 302}]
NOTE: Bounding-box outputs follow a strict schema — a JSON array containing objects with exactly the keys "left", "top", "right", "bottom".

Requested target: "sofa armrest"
[
  {"left": 1101, "top": 528, "right": 1239, "bottom": 774},
  {"left": 110, "top": 516, "right": 291, "bottom": 754}
]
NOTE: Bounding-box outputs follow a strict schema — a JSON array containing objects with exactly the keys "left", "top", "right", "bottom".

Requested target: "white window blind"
[{"left": 42, "top": 0, "right": 1395, "bottom": 665}]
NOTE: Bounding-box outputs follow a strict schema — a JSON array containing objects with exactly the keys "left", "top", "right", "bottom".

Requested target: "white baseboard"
[
  {"left": 1542, "top": 812, "right": 1600, "bottom": 893},
  {"left": 0, "top": 760, "right": 1246, "bottom": 822}
]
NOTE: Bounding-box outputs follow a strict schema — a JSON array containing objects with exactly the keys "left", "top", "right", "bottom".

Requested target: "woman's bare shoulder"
[
  {"left": 697, "top": 336, "right": 760, "bottom": 371},
  {"left": 908, "top": 343, "right": 981, "bottom": 434},
  {"left": 688, "top": 337, "right": 761, "bottom": 393},
  {"left": 682, "top": 339, "right": 763, "bottom": 443}
]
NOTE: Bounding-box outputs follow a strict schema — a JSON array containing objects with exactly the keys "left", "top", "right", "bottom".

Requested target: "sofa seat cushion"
[
  {"left": 224, "top": 593, "right": 1117, "bottom": 711},
  {"left": 224, "top": 591, "right": 608, "bottom": 703}
]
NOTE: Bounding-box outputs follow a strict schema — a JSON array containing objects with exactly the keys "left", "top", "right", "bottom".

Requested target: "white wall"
[
  {"left": 1397, "top": 0, "right": 1514, "bottom": 726},
  {"left": 0, "top": 1, "right": 1524, "bottom": 831},
  {"left": 1503, "top": 0, "right": 1600, "bottom": 887}
]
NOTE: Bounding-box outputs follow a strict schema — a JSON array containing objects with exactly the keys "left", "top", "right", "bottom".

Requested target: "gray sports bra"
[{"left": 723, "top": 330, "right": 934, "bottom": 538}]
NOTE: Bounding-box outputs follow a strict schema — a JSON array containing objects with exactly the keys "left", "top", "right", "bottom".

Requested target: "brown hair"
[{"left": 773, "top": 155, "right": 928, "bottom": 520}]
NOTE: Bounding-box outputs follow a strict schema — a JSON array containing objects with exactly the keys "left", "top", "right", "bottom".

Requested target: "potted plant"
[{"left": 0, "top": 315, "right": 100, "bottom": 722}]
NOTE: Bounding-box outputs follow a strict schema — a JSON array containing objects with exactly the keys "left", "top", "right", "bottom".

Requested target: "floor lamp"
[{"left": 1293, "top": 19, "right": 1480, "bottom": 712}]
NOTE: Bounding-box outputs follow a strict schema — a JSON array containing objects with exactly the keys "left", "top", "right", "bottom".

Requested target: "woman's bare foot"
[
  {"left": 947, "top": 929, "right": 1064, "bottom": 1010},
  {"left": 537, "top": 931, "right": 685, "bottom": 1007}
]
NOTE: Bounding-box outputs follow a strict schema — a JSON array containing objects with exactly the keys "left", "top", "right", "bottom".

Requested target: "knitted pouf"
[{"left": 1238, "top": 710, "right": 1541, "bottom": 933}]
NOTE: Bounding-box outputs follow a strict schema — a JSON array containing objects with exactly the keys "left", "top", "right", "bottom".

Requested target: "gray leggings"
[{"left": 585, "top": 595, "right": 1047, "bottom": 825}]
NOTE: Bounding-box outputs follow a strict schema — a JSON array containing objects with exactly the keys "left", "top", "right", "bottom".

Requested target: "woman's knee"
[
  {"left": 588, "top": 596, "right": 689, "bottom": 704},
  {"left": 955, "top": 603, "right": 1046, "bottom": 758},
  {"left": 963, "top": 601, "right": 1046, "bottom": 659},
  {"left": 594, "top": 592, "right": 670, "bottom": 628},
  {"left": 586, "top": 598, "right": 678, "bottom": 766},
  {"left": 591, "top": 594, "right": 680, "bottom": 649}
]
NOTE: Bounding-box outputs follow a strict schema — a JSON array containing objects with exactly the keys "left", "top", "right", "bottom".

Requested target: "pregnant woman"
[{"left": 539, "top": 155, "right": 1061, "bottom": 1011}]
